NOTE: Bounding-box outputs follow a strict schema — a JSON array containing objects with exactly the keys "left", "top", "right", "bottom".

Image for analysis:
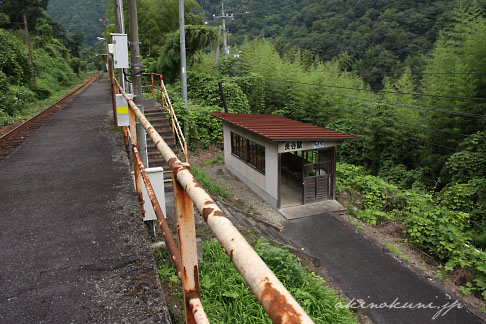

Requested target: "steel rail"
[
  {"left": 127, "top": 127, "right": 182, "bottom": 278},
  {"left": 116, "top": 79, "right": 314, "bottom": 324}
]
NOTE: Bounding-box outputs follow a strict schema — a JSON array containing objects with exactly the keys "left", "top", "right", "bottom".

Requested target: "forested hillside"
[
  {"left": 0, "top": 0, "right": 101, "bottom": 127},
  {"left": 199, "top": 0, "right": 486, "bottom": 87},
  {"left": 47, "top": 0, "right": 105, "bottom": 47}
]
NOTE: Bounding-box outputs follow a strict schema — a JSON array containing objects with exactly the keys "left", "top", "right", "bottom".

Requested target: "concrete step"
[
  {"left": 147, "top": 157, "right": 170, "bottom": 167},
  {"left": 151, "top": 127, "right": 173, "bottom": 135},
  {"left": 146, "top": 133, "right": 175, "bottom": 140},
  {"left": 144, "top": 110, "right": 165, "bottom": 117},
  {"left": 147, "top": 142, "right": 178, "bottom": 150},
  {"left": 147, "top": 118, "right": 170, "bottom": 125}
]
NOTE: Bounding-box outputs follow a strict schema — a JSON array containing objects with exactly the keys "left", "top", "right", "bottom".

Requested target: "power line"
[
  {"left": 272, "top": 88, "right": 480, "bottom": 151},
  {"left": 228, "top": 2, "right": 300, "bottom": 16},
  {"left": 422, "top": 72, "right": 486, "bottom": 75},
  {"left": 266, "top": 77, "right": 486, "bottom": 102},
  {"left": 355, "top": 70, "right": 486, "bottom": 75},
  {"left": 341, "top": 103, "right": 485, "bottom": 141},
  {"left": 350, "top": 120, "right": 463, "bottom": 152},
  {"left": 266, "top": 78, "right": 486, "bottom": 119},
  {"left": 285, "top": 97, "right": 466, "bottom": 152},
  {"left": 323, "top": 97, "right": 484, "bottom": 141},
  {"left": 284, "top": 88, "right": 485, "bottom": 142}
]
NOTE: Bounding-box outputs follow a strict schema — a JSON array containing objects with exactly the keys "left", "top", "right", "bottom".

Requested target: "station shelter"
[{"left": 211, "top": 113, "right": 356, "bottom": 209}]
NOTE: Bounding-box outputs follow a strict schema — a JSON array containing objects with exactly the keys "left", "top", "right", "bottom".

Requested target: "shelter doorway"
[{"left": 279, "top": 148, "right": 335, "bottom": 207}]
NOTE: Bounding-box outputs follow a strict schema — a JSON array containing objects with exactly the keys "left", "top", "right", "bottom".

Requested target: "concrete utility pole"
[
  {"left": 102, "top": 18, "right": 109, "bottom": 61},
  {"left": 113, "top": 0, "right": 121, "bottom": 33},
  {"left": 23, "top": 14, "right": 35, "bottom": 80},
  {"left": 179, "top": 0, "right": 189, "bottom": 140},
  {"left": 213, "top": 2, "right": 233, "bottom": 58},
  {"left": 179, "top": 0, "right": 188, "bottom": 108},
  {"left": 214, "top": 26, "right": 222, "bottom": 68},
  {"left": 127, "top": 0, "right": 148, "bottom": 166}
]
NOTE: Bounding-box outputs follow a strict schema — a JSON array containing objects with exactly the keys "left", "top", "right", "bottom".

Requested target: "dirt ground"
[
  {"left": 190, "top": 145, "right": 286, "bottom": 229},
  {"left": 0, "top": 120, "right": 23, "bottom": 137}
]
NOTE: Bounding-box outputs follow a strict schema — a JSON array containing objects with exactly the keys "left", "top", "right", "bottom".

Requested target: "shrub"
[
  {"left": 378, "top": 162, "right": 425, "bottom": 189},
  {"left": 356, "top": 209, "right": 393, "bottom": 225},
  {"left": 401, "top": 191, "right": 471, "bottom": 260},
  {"left": 337, "top": 163, "right": 402, "bottom": 224},
  {"left": 337, "top": 162, "right": 486, "bottom": 300},
  {"left": 437, "top": 181, "right": 481, "bottom": 213},
  {"left": 0, "top": 28, "right": 32, "bottom": 86}
]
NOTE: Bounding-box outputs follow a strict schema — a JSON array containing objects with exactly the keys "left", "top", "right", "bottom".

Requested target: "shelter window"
[{"left": 231, "top": 132, "right": 265, "bottom": 173}]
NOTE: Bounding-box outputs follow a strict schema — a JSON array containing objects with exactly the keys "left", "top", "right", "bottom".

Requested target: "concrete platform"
[
  {"left": 0, "top": 77, "right": 171, "bottom": 323},
  {"left": 279, "top": 199, "right": 345, "bottom": 219}
]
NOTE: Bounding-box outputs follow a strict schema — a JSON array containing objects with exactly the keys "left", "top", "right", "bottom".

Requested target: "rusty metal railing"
[
  {"left": 112, "top": 75, "right": 314, "bottom": 324},
  {"left": 142, "top": 72, "right": 188, "bottom": 162},
  {"left": 126, "top": 127, "right": 182, "bottom": 277}
]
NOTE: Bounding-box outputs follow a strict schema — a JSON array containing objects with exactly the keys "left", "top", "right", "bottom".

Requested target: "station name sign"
[{"left": 277, "top": 140, "right": 337, "bottom": 153}]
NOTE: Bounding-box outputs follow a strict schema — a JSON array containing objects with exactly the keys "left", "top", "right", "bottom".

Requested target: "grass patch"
[
  {"left": 433, "top": 266, "right": 448, "bottom": 283},
  {"left": 153, "top": 246, "right": 185, "bottom": 323},
  {"left": 156, "top": 238, "right": 357, "bottom": 324},
  {"left": 191, "top": 165, "right": 229, "bottom": 199},
  {"left": 204, "top": 154, "right": 224, "bottom": 166},
  {"left": 384, "top": 243, "right": 410, "bottom": 262},
  {"left": 349, "top": 219, "right": 366, "bottom": 231}
]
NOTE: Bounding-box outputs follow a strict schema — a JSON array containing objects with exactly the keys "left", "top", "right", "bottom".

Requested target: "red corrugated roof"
[{"left": 211, "top": 113, "right": 356, "bottom": 141}]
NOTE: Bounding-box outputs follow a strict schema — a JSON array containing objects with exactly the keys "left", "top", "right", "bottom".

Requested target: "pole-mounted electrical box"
[
  {"left": 111, "top": 33, "right": 129, "bottom": 69},
  {"left": 115, "top": 93, "right": 132, "bottom": 126},
  {"left": 108, "top": 43, "right": 114, "bottom": 55}
]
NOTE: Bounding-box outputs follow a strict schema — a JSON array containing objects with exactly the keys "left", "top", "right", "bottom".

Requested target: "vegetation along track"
[{"left": 0, "top": 77, "right": 95, "bottom": 163}]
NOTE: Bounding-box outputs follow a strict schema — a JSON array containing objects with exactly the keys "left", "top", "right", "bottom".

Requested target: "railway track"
[{"left": 0, "top": 77, "right": 96, "bottom": 163}]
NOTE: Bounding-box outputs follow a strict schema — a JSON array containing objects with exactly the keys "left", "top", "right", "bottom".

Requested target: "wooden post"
[{"left": 23, "top": 14, "right": 35, "bottom": 81}]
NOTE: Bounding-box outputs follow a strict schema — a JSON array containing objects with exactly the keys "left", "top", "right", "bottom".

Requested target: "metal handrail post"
[
  {"left": 160, "top": 75, "right": 165, "bottom": 107},
  {"left": 172, "top": 165, "right": 200, "bottom": 324},
  {"left": 108, "top": 55, "right": 118, "bottom": 126},
  {"left": 121, "top": 126, "right": 129, "bottom": 152},
  {"left": 151, "top": 73, "right": 155, "bottom": 99},
  {"left": 129, "top": 107, "right": 145, "bottom": 214}
]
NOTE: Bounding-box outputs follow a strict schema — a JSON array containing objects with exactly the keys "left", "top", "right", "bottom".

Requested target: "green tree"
[
  {"left": 0, "top": 0, "right": 48, "bottom": 30},
  {"left": 155, "top": 24, "right": 217, "bottom": 82},
  {"left": 137, "top": 0, "right": 203, "bottom": 58},
  {"left": 421, "top": 5, "right": 486, "bottom": 164},
  {"left": 68, "top": 31, "right": 84, "bottom": 57}
]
